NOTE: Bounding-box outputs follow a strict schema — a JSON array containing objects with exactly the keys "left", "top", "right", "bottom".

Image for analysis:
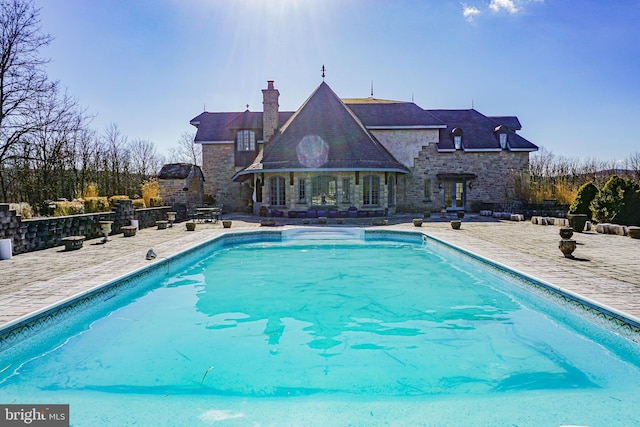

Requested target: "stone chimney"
[{"left": 262, "top": 80, "right": 279, "bottom": 145}]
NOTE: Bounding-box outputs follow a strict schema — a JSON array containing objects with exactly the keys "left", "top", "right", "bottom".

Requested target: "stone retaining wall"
[{"left": 0, "top": 201, "right": 182, "bottom": 255}]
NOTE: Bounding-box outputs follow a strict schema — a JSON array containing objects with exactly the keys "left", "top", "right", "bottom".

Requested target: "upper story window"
[
  {"left": 499, "top": 133, "right": 507, "bottom": 149},
  {"left": 495, "top": 125, "right": 508, "bottom": 150},
  {"left": 454, "top": 136, "right": 462, "bottom": 150},
  {"left": 451, "top": 128, "right": 463, "bottom": 150},
  {"left": 237, "top": 130, "right": 256, "bottom": 151}
]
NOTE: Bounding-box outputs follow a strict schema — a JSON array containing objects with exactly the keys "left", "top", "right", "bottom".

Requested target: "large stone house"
[{"left": 190, "top": 80, "right": 537, "bottom": 215}]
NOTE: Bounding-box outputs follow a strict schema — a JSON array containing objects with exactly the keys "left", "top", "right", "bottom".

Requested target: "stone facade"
[
  {"left": 201, "top": 144, "right": 252, "bottom": 211},
  {"left": 195, "top": 81, "right": 535, "bottom": 214}
]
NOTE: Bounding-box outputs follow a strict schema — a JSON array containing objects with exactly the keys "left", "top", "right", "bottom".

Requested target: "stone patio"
[{"left": 1, "top": 214, "right": 639, "bottom": 327}]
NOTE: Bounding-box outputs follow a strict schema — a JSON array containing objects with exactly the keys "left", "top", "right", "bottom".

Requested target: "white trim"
[
  {"left": 195, "top": 140, "right": 234, "bottom": 145},
  {"left": 436, "top": 148, "right": 456, "bottom": 153},
  {"left": 508, "top": 148, "right": 538, "bottom": 152}
]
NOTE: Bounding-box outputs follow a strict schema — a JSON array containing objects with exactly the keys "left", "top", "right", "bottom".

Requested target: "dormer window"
[
  {"left": 494, "top": 125, "right": 508, "bottom": 150},
  {"left": 237, "top": 130, "right": 255, "bottom": 151},
  {"left": 454, "top": 136, "right": 462, "bottom": 150},
  {"left": 451, "top": 128, "right": 463, "bottom": 150}
]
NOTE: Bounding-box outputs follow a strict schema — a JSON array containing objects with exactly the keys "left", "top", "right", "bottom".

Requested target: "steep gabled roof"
[
  {"left": 258, "top": 82, "right": 408, "bottom": 173},
  {"left": 429, "top": 109, "right": 537, "bottom": 152},
  {"left": 346, "top": 101, "right": 446, "bottom": 129}
]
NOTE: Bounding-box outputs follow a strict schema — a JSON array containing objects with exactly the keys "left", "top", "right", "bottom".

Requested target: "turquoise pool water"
[{"left": 1, "top": 229, "right": 640, "bottom": 426}]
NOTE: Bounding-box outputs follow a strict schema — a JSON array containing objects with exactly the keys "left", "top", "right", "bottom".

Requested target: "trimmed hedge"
[{"left": 84, "top": 197, "right": 111, "bottom": 213}]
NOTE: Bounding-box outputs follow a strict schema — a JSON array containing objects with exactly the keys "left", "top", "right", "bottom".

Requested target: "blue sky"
[{"left": 35, "top": 0, "right": 640, "bottom": 162}]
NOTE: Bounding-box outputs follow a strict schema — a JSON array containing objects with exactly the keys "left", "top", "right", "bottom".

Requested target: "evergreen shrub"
[{"left": 568, "top": 182, "right": 598, "bottom": 219}]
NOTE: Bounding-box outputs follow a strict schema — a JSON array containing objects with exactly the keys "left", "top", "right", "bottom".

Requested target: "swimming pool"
[{"left": 1, "top": 228, "right": 640, "bottom": 426}]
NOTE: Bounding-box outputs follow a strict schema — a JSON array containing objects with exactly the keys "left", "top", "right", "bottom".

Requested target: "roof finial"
[
  {"left": 321, "top": 64, "right": 326, "bottom": 80},
  {"left": 370, "top": 80, "right": 374, "bottom": 97},
  {"left": 246, "top": 104, "right": 249, "bottom": 110}
]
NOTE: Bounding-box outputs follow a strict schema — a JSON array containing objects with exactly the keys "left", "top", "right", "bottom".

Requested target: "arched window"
[
  {"left": 451, "top": 128, "right": 463, "bottom": 150},
  {"left": 387, "top": 175, "right": 395, "bottom": 206},
  {"left": 362, "top": 175, "right": 380, "bottom": 206},
  {"left": 311, "top": 175, "right": 337, "bottom": 205},
  {"left": 270, "top": 176, "right": 286, "bottom": 206}
]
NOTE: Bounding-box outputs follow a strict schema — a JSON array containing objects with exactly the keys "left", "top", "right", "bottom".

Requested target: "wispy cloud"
[
  {"left": 462, "top": 4, "right": 481, "bottom": 22},
  {"left": 489, "top": 0, "right": 519, "bottom": 14},
  {"left": 463, "top": 0, "right": 542, "bottom": 21}
]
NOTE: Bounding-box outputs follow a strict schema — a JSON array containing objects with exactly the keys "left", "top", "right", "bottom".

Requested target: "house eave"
[
  {"left": 367, "top": 125, "right": 447, "bottom": 130},
  {"left": 195, "top": 140, "right": 234, "bottom": 145},
  {"left": 233, "top": 166, "right": 409, "bottom": 181}
]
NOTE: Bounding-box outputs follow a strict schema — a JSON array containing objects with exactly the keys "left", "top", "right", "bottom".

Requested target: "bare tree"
[
  {"left": 129, "top": 138, "right": 163, "bottom": 177},
  {"left": 626, "top": 151, "right": 640, "bottom": 182},
  {"left": 0, "top": 0, "right": 56, "bottom": 201},
  {"left": 167, "top": 131, "right": 201, "bottom": 166}
]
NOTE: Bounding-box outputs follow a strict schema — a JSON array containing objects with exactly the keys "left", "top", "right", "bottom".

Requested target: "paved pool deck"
[{"left": 1, "top": 214, "right": 639, "bottom": 328}]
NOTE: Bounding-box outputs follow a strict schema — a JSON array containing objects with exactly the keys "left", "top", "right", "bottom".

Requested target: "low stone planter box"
[
  {"left": 61, "top": 235, "right": 85, "bottom": 251},
  {"left": 372, "top": 219, "right": 388, "bottom": 226},
  {"left": 451, "top": 220, "right": 461, "bottom": 230},
  {"left": 121, "top": 226, "right": 137, "bottom": 237},
  {"left": 260, "top": 219, "right": 276, "bottom": 227},
  {"left": 628, "top": 226, "right": 640, "bottom": 239},
  {"left": 222, "top": 220, "right": 232, "bottom": 228},
  {"left": 318, "top": 217, "right": 328, "bottom": 224},
  {"left": 156, "top": 220, "right": 168, "bottom": 230}
]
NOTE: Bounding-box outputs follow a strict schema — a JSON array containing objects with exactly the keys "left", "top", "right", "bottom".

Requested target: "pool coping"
[{"left": 2, "top": 227, "right": 640, "bottom": 352}]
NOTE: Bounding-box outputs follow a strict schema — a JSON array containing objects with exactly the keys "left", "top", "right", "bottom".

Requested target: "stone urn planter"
[
  {"left": 156, "top": 220, "right": 168, "bottom": 230},
  {"left": 559, "top": 226, "right": 574, "bottom": 239},
  {"left": 99, "top": 220, "right": 113, "bottom": 243},
  {"left": 185, "top": 221, "right": 196, "bottom": 231},
  {"left": 456, "top": 211, "right": 465, "bottom": 219},
  {"left": 318, "top": 216, "right": 328, "bottom": 225},
  {"left": 423, "top": 210, "right": 431, "bottom": 219},
  {"left": 628, "top": 226, "right": 640, "bottom": 239},
  {"left": 567, "top": 214, "right": 588, "bottom": 233},
  {"left": 559, "top": 239, "right": 576, "bottom": 258},
  {"left": 413, "top": 218, "right": 423, "bottom": 227},
  {"left": 451, "top": 220, "right": 462, "bottom": 230},
  {"left": 222, "top": 220, "right": 232, "bottom": 228}
]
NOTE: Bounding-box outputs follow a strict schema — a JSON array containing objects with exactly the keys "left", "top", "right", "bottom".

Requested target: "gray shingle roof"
[
  {"left": 158, "top": 163, "right": 203, "bottom": 180},
  {"left": 429, "top": 109, "right": 537, "bottom": 152},
  {"left": 346, "top": 101, "right": 445, "bottom": 128},
  {"left": 191, "top": 111, "right": 294, "bottom": 142},
  {"left": 259, "top": 82, "right": 409, "bottom": 173}
]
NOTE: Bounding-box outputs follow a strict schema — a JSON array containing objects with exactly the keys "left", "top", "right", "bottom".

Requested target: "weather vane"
[{"left": 321, "top": 65, "right": 326, "bottom": 80}]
